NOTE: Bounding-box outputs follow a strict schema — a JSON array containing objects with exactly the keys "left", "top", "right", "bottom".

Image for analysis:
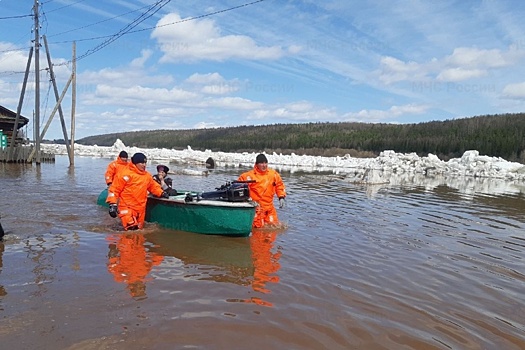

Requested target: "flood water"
[{"left": 0, "top": 155, "right": 524, "bottom": 349}]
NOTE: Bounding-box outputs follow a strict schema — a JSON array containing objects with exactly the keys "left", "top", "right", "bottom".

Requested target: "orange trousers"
[
  {"left": 118, "top": 205, "right": 146, "bottom": 230},
  {"left": 253, "top": 205, "right": 279, "bottom": 228}
]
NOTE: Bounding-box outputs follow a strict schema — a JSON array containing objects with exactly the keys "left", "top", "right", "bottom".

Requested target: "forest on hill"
[{"left": 72, "top": 113, "right": 525, "bottom": 163}]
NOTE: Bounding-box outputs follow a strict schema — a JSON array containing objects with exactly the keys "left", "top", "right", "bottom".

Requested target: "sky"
[{"left": 1, "top": 0, "right": 525, "bottom": 141}]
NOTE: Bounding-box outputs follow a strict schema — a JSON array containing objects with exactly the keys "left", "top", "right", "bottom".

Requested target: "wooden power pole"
[
  {"left": 25, "top": 4, "right": 76, "bottom": 166},
  {"left": 34, "top": 0, "right": 41, "bottom": 164}
]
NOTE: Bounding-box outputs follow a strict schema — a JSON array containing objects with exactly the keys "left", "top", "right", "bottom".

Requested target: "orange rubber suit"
[
  {"left": 238, "top": 165, "right": 286, "bottom": 228},
  {"left": 104, "top": 157, "right": 129, "bottom": 186},
  {"left": 106, "top": 163, "right": 164, "bottom": 230}
]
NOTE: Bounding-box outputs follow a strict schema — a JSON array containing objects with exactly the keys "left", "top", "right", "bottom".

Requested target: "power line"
[
  {"left": 2, "top": 0, "right": 270, "bottom": 71},
  {"left": 47, "top": 2, "right": 157, "bottom": 38},
  {"left": 51, "top": 0, "right": 268, "bottom": 45},
  {"left": 44, "top": 0, "right": 89, "bottom": 14},
  {"left": 75, "top": 0, "right": 171, "bottom": 62},
  {"left": 148, "top": 0, "right": 269, "bottom": 33},
  {"left": 0, "top": 14, "right": 33, "bottom": 20}
]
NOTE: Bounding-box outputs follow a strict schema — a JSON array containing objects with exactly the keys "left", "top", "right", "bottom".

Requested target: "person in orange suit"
[
  {"left": 104, "top": 150, "right": 129, "bottom": 187},
  {"left": 106, "top": 152, "right": 168, "bottom": 230},
  {"left": 238, "top": 154, "right": 286, "bottom": 228},
  {"left": 106, "top": 233, "right": 164, "bottom": 298}
]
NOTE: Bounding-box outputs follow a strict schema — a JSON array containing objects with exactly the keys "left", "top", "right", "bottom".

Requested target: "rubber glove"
[
  {"left": 108, "top": 204, "right": 118, "bottom": 218},
  {"left": 279, "top": 197, "right": 286, "bottom": 209}
]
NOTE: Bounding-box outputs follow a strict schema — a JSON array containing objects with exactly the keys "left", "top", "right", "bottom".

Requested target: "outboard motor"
[{"left": 201, "top": 181, "right": 252, "bottom": 202}]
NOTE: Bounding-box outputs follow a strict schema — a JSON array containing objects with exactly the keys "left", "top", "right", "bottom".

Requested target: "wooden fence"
[{"left": 0, "top": 146, "right": 55, "bottom": 163}]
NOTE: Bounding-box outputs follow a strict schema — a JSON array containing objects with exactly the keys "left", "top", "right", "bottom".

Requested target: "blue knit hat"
[
  {"left": 255, "top": 154, "right": 268, "bottom": 164},
  {"left": 131, "top": 153, "right": 147, "bottom": 164}
]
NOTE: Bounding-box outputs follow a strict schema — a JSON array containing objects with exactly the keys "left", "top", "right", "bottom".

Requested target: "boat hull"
[
  {"left": 97, "top": 188, "right": 109, "bottom": 207},
  {"left": 146, "top": 196, "right": 256, "bottom": 237},
  {"left": 98, "top": 189, "right": 256, "bottom": 236}
]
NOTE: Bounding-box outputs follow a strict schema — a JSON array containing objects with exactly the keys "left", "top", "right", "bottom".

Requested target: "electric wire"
[
  {"left": 0, "top": 14, "right": 33, "bottom": 20},
  {"left": 1, "top": 0, "right": 269, "bottom": 71},
  {"left": 46, "top": 3, "right": 158, "bottom": 38},
  {"left": 75, "top": 0, "right": 171, "bottom": 62},
  {"left": 51, "top": 0, "right": 268, "bottom": 45},
  {"left": 44, "top": 0, "right": 89, "bottom": 14}
]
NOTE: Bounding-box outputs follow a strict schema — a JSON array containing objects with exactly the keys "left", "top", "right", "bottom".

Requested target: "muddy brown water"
[{"left": 0, "top": 156, "right": 524, "bottom": 349}]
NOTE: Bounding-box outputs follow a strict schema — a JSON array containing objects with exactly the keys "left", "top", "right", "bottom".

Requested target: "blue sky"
[{"left": 1, "top": 0, "right": 525, "bottom": 140}]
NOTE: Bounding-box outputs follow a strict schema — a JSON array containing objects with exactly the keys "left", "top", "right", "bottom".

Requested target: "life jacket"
[
  {"left": 238, "top": 165, "right": 286, "bottom": 209},
  {"left": 107, "top": 163, "right": 164, "bottom": 210},
  {"left": 105, "top": 157, "right": 129, "bottom": 185}
]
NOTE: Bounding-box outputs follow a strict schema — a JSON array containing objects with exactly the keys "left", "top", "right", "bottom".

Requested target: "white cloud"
[
  {"left": 246, "top": 102, "right": 338, "bottom": 122},
  {"left": 0, "top": 44, "right": 29, "bottom": 72},
  {"left": 203, "top": 96, "right": 263, "bottom": 110},
  {"left": 200, "top": 84, "right": 239, "bottom": 95},
  {"left": 186, "top": 72, "right": 225, "bottom": 84},
  {"left": 344, "top": 104, "right": 429, "bottom": 123},
  {"left": 378, "top": 46, "right": 524, "bottom": 85},
  {"left": 130, "top": 49, "right": 153, "bottom": 68},
  {"left": 151, "top": 13, "right": 286, "bottom": 62},
  {"left": 95, "top": 84, "right": 199, "bottom": 103},
  {"left": 377, "top": 57, "right": 427, "bottom": 85},
  {"left": 445, "top": 47, "right": 512, "bottom": 68},
  {"left": 81, "top": 67, "right": 173, "bottom": 87},
  {"left": 193, "top": 121, "right": 219, "bottom": 129},
  {"left": 436, "top": 68, "right": 486, "bottom": 82},
  {"left": 186, "top": 73, "right": 241, "bottom": 95},
  {"left": 501, "top": 82, "right": 525, "bottom": 99}
]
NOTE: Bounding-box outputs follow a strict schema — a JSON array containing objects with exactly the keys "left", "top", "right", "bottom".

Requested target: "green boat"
[{"left": 97, "top": 182, "right": 257, "bottom": 237}]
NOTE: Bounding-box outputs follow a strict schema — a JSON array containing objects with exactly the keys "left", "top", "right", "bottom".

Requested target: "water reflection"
[
  {"left": 145, "top": 229, "right": 283, "bottom": 305},
  {"left": 146, "top": 230, "right": 254, "bottom": 285},
  {"left": 350, "top": 172, "right": 525, "bottom": 198},
  {"left": 1, "top": 156, "right": 525, "bottom": 348},
  {"left": 250, "top": 230, "right": 281, "bottom": 293},
  {"left": 106, "top": 233, "right": 164, "bottom": 299}
]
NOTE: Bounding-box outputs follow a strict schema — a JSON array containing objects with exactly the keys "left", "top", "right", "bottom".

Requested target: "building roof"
[{"left": 0, "top": 105, "right": 29, "bottom": 132}]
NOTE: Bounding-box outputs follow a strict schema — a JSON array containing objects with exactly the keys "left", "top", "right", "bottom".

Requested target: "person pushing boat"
[
  {"left": 106, "top": 153, "right": 169, "bottom": 230},
  {"left": 104, "top": 150, "right": 129, "bottom": 187},
  {"left": 238, "top": 154, "right": 286, "bottom": 228}
]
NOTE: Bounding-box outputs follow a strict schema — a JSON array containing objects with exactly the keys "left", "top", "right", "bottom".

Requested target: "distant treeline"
[{"left": 67, "top": 113, "right": 525, "bottom": 163}]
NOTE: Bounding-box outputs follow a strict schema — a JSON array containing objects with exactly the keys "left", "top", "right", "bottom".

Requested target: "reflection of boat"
[
  {"left": 146, "top": 230, "right": 254, "bottom": 285},
  {"left": 97, "top": 182, "right": 257, "bottom": 237},
  {"left": 146, "top": 229, "right": 282, "bottom": 292}
]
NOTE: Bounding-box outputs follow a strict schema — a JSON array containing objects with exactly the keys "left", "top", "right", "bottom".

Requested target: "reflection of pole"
[
  {"left": 70, "top": 42, "right": 76, "bottom": 167},
  {"left": 43, "top": 35, "right": 72, "bottom": 162},
  {"left": 33, "top": 0, "right": 40, "bottom": 164}
]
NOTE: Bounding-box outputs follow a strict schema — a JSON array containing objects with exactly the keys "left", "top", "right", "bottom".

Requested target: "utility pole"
[
  {"left": 33, "top": 0, "right": 41, "bottom": 164},
  {"left": 70, "top": 42, "right": 76, "bottom": 167},
  {"left": 8, "top": 47, "right": 33, "bottom": 161}
]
